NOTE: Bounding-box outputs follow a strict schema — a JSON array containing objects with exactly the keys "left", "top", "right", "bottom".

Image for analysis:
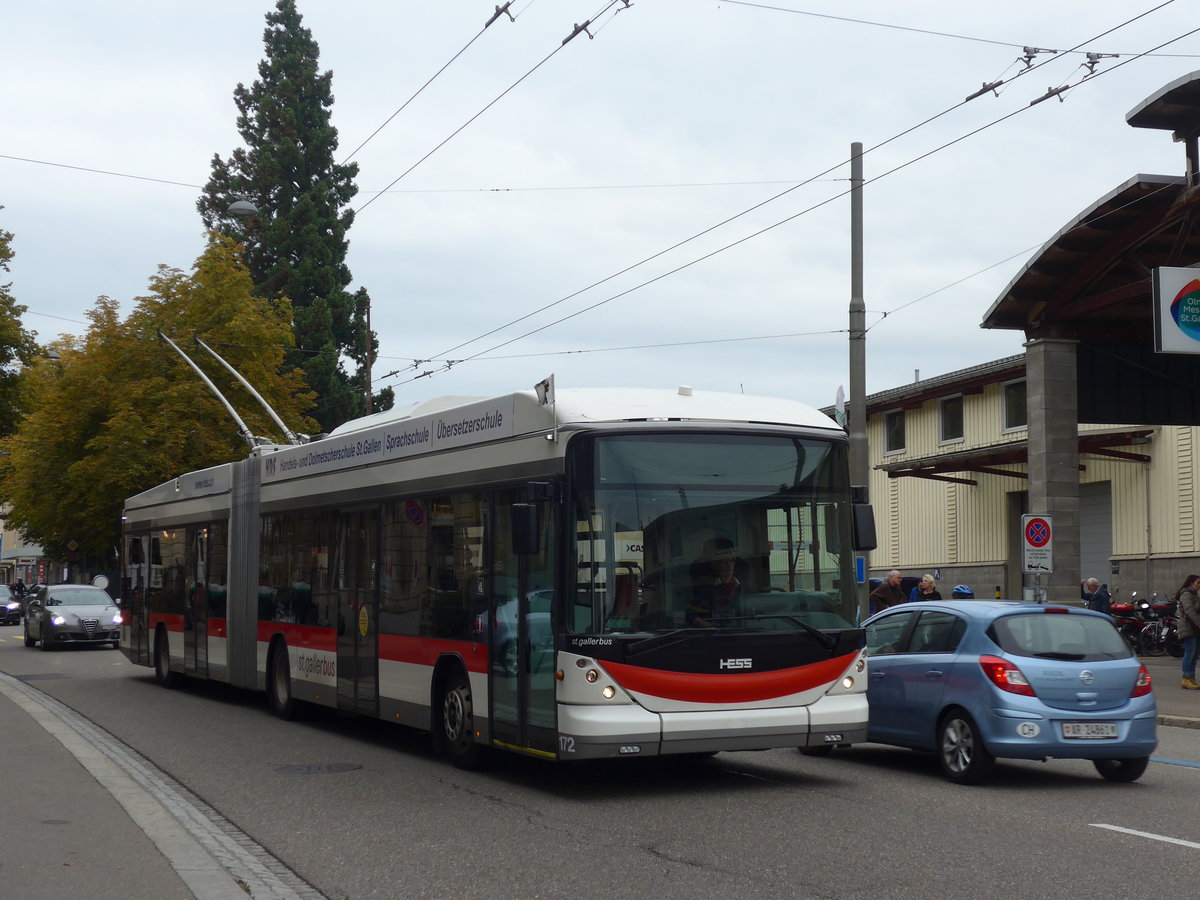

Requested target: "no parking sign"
[{"left": 1022, "top": 515, "right": 1053, "bottom": 574}]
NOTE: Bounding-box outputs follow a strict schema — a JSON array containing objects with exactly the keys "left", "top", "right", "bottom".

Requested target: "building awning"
[{"left": 877, "top": 428, "right": 1154, "bottom": 485}]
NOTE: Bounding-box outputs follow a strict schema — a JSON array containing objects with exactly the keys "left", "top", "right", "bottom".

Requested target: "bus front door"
[
  {"left": 490, "top": 494, "right": 558, "bottom": 758},
  {"left": 336, "top": 508, "right": 379, "bottom": 716}
]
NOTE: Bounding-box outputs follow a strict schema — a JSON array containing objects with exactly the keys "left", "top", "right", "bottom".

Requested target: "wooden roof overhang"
[{"left": 877, "top": 428, "right": 1155, "bottom": 486}]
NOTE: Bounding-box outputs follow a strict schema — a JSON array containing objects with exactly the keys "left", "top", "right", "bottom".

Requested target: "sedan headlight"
[
  {"left": 4, "top": 601, "right": 18, "bottom": 611},
  {"left": 50, "top": 615, "right": 66, "bottom": 626},
  {"left": 112, "top": 613, "right": 123, "bottom": 625}
]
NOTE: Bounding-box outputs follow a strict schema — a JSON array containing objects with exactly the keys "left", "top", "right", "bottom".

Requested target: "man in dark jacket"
[
  {"left": 1081, "top": 578, "right": 1111, "bottom": 615},
  {"left": 869, "top": 570, "right": 906, "bottom": 612}
]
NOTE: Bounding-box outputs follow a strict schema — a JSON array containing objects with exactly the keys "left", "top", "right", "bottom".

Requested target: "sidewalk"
[
  {"left": 1139, "top": 654, "right": 1200, "bottom": 728},
  {"left": 0, "top": 676, "right": 203, "bottom": 900}
]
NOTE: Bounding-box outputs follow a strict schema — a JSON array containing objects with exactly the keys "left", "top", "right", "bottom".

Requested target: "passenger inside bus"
[{"left": 686, "top": 537, "right": 747, "bottom": 627}]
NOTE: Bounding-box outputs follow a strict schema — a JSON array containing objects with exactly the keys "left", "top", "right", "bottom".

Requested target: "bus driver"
[{"left": 687, "top": 537, "right": 744, "bottom": 627}]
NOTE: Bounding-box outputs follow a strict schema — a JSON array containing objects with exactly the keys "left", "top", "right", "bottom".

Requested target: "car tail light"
[
  {"left": 979, "top": 654, "right": 1036, "bottom": 696},
  {"left": 1131, "top": 664, "right": 1152, "bottom": 698},
  {"left": 1042, "top": 607, "right": 1070, "bottom": 614}
]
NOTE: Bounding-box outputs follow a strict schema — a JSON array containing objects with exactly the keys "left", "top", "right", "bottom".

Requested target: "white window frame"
[
  {"left": 939, "top": 394, "right": 964, "bottom": 445},
  {"left": 1001, "top": 379, "right": 1028, "bottom": 433},
  {"left": 883, "top": 409, "right": 905, "bottom": 455}
]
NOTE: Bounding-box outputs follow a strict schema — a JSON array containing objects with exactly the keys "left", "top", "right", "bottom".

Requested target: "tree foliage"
[
  {"left": 0, "top": 211, "right": 41, "bottom": 437},
  {"left": 0, "top": 235, "right": 314, "bottom": 563},
  {"left": 197, "top": 0, "right": 391, "bottom": 431}
]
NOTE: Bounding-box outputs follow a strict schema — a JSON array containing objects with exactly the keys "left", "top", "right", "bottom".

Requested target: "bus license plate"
[{"left": 1061, "top": 722, "right": 1118, "bottom": 739}]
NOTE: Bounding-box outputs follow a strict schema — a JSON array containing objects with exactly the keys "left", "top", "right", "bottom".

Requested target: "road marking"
[
  {"left": 1150, "top": 756, "right": 1200, "bottom": 768},
  {"left": 1091, "top": 824, "right": 1200, "bottom": 849}
]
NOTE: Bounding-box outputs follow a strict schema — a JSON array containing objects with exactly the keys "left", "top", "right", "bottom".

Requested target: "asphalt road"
[{"left": 1, "top": 628, "right": 1197, "bottom": 900}]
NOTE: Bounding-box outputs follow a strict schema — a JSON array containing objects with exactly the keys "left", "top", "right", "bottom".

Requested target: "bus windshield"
[{"left": 567, "top": 431, "right": 858, "bottom": 636}]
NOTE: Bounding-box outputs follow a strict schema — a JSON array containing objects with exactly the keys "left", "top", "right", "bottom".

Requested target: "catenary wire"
[
  {"left": 392, "top": 3, "right": 1176, "bottom": 380},
  {"left": 385, "top": 19, "right": 1200, "bottom": 389}
]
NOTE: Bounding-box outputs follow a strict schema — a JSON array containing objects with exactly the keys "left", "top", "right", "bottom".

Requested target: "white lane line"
[{"left": 1091, "top": 824, "right": 1200, "bottom": 849}]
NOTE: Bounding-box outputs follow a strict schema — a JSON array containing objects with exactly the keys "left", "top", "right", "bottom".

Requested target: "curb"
[{"left": 1159, "top": 714, "right": 1200, "bottom": 729}]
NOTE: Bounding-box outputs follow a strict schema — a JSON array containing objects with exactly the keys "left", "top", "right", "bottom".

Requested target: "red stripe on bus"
[
  {"left": 600, "top": 653, "right": 858, "bottom": 703},
  {"left": 208, "top": 618, "right": 227, "bottom": 638},
  {"left": 148, "top": 613, "right": 185, "bottom": 633},
  {"left": 256, "top": 622, "right": 336, "bottom": 651},
  {"left": 379, "top": 634, "right": 488, "bottom": 674}
]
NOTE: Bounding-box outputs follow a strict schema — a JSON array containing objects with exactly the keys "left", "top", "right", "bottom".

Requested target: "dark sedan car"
[
  {"left": 23, "top": 584, "right": 121, "bottom": 650},
  {"left": 0, "top": 586, "right": 19, "bottom": 626}
]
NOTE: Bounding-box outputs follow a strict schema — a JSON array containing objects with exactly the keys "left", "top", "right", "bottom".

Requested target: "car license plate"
[{"left": 1061, "top": 722, "right": 1118, "bottom": 739}]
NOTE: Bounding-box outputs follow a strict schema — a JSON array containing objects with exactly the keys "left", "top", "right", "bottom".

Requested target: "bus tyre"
[
  {"left": 442, "top": 671, "right": 484, "bottom": 770},
  {"left": 154, "top": 630, "right": 176, "bottom": 688},
  {"left": 268, "top": 642, "right": 296, "bottom": 720}
]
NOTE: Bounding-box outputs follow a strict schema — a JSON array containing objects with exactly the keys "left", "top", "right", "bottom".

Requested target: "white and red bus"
[{"left": 120, "top": 386, "right": 875, "bottom": 767}]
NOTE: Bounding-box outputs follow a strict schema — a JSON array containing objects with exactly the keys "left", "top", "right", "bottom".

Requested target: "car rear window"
[{"left": 988, "top": 611, "right": 1131, "bottom": 661}]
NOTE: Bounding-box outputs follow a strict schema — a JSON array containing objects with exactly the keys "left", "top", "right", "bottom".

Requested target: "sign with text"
[
  {"left": 1153, "top": 267, "right": 1200, "bottom": 354},
  {"left": 1021, "top": 514, "right": 1053, "bottom": 574}
]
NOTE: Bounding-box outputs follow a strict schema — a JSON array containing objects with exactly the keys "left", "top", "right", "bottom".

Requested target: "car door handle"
[
  {"left": 870, "top": 671, "right": 886, "bottom": 680},
  {"left": 925, "top": 670, "right": 943, "bottom": 679}
]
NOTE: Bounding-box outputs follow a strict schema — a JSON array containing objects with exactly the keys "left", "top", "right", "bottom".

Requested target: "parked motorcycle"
[{"left": 1109, "top": 591, "right": 1147, "bottom": 653}]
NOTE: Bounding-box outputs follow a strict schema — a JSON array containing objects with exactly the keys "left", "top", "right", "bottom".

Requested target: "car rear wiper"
[{"left": 1032, "top": 651, "right": 1087, "bottom": 660}]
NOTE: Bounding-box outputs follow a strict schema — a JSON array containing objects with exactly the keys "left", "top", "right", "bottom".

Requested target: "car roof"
[{"left": 866, "top": 600, "right": 1102, "bottom": 623}]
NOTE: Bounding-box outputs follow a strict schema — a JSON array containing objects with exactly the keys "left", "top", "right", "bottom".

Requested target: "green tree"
[
  {"left": 0, "top": 211, "right": 41, "bottom": 436},
  {"left": 197, "top": 0, "right": 390, "bottom": 431},
  {"left": 0, "top": 235, "right": 313, "bottom": 565}
]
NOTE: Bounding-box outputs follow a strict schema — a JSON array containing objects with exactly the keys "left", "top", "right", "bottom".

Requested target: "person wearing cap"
[
  {"left": 1081, "top": 577, "right": 1111, "bottom": 615},
  {"left": 869, "top": 570, "right": 906, "bottom": 612},
  {"left": 687, "top": 537, "right": 743, "bottom": 627}
]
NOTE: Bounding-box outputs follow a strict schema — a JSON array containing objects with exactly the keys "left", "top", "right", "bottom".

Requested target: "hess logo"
[{"left": 719, "top": 658, "right": 752, "bottom": 670}]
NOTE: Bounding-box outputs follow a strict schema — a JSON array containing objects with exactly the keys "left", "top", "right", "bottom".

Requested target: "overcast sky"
[{"left": 5, "top": 1, "right": 1198, "bottom": 419}]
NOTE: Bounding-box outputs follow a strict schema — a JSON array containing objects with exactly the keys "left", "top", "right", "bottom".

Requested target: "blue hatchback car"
[{"left": 861, "top": 601, "right": 1157, "bottom": 784}]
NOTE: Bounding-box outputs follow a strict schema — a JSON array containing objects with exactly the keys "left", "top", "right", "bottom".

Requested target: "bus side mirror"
[
  {"left": 852, "top": 503, "right": 877, "bottom": 551},
  {"left": 511, "top": 504, "right": 539, "bottom": 556}
]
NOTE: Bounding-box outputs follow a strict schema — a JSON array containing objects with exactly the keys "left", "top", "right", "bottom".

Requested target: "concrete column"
[{"left": 1024, "top": 338, "right": 1080, "bottom": 602}]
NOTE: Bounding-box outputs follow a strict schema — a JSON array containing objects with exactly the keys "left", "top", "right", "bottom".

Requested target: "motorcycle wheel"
[
  {"left": 1166, "top": 629, "right": 1184, "bottom": 659},
  {"left": 1140, "top": 626, "right": 1166, "bottom": 657}
]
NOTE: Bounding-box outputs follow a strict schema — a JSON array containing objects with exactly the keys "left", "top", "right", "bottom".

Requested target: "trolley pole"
[{"left": 849, "top": 142, "right": 870, "bottom": 623}]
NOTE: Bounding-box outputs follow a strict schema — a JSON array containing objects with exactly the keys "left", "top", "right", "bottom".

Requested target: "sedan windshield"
[
  {"left": 46, "top": 589, "right": 112, "bottom": 606},
  {"left": 567, "top": 431, "right": 858, "bottom": 635}
]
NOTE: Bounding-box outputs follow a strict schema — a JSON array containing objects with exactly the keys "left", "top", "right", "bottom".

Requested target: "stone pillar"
[{"left": 1024, "top": 338, "right": 1080, "bottom": 603}]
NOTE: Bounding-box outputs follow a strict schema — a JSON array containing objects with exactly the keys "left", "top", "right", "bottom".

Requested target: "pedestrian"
[
  {"left": 908, "top": 574, "right": 942, "bottom": 603},
  {"left": 1175, "top": 574, "right": 1200, "bottom": 691},
  {"left": 868, "top": 570, "right": 905, "bottom": 612},
  {"left": 1081, "top": 577, "right": 1112, "bottom": 615}
]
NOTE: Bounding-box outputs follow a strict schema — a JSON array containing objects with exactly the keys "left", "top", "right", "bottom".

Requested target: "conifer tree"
[{"left": 197, "top": 0, "right": 390, "bottom": 431}]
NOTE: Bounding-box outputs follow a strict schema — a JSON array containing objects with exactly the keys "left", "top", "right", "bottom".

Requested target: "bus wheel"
[
  {"left": 154, "top": 630, "right": 175, "bottom": 688},
  {"left": 442, "top": 671, "right": 484, "bottom": 770},
  {"left": 267, "top": 641, "right": 296, "bottom": 720}
]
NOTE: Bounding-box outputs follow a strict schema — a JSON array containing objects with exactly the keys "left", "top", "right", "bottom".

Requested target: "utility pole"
[{"left": 849, "top": 142, "right": 870, "bottom": 622}]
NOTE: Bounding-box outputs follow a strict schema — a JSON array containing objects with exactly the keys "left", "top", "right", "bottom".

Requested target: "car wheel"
[
  {"left": 938, "top": 710, "right": 995, "bottom": 785},
  {"left": 441, "top": 670, "right": 484, "bottom": 770},
  {"left": 1094, "top": 757, "right": 1149, "bottom": 783},
  {"left": 39, "top": 630, "right": 53, "bottom": 651},
  {"left": 23, "top": 623, "right": 35, "bottom": 648},
  {"left": 267, "top": 641, "right": 296, "bottom": 720},
  {"left": 154, "top": 630, "right": 176, "bottom": 688}
]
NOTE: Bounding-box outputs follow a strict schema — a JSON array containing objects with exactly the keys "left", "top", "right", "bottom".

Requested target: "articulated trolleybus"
[{"left": 121, "top": 385, "right": 875, "bottom": 767}]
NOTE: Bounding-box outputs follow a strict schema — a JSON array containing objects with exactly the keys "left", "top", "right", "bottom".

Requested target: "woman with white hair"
[{"left": 907, "top": 574, "right": 942, "bottom": 603}]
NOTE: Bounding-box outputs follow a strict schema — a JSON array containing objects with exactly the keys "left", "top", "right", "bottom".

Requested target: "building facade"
[{"left": 862, "top": 354, "right": 1200, "bottom": 605}]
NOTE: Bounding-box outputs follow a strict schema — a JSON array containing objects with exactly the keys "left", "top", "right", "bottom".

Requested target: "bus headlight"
[
  {"left": 602, "top": 685, "right": 616, "bottom": 699},
  {"left": 585, "top": 669, "right": 600, "bottom": 683},
  {"left": 842, "top": 676, "right": 855, "bottom": 690}
]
